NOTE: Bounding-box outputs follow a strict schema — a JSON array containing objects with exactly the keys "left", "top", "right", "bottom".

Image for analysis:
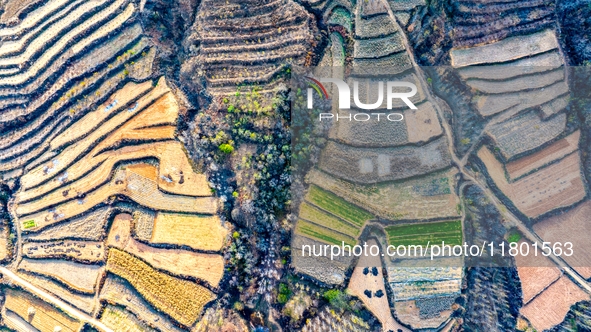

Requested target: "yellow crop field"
[
  {"left": 151, "top": 212, "right": 227, "bottom": 251},
  {"left": 100, "top": 304, "right": 155, "bottom": 332},
  {"left": 108, "top": 214, "right": 224, "bottom": 287},
  {"left": 50, "top": 80, "right": 154, "bottom": 150},
  {"left": 4, "top": 288, "right": 81, "bottom": 332},
  {"left": 106, "top": 249, "right": 215, "bottom": 326}
]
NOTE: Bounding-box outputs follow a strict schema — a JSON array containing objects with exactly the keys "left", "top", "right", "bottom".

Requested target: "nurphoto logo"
[
  {"left": 305, "top": 76, "right": 417, "bottom": 122},
  {"left": 305, "top": 76, "right": 418, "bottom": 110}
]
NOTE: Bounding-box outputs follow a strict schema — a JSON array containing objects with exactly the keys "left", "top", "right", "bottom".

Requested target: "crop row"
[
  {"left": 385, "top": 220, "right": 463, "bottom": 247},
  {"left": 106, "top": 248, "right": 215, "bottom": 327}
]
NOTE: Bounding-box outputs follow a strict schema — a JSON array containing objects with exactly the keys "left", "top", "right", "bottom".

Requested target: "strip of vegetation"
[
  {"left": 385, "top": 220, "right": 462, "bottom": 247},
  {"left": 305, "top": 185, "right": 373, "bottom": 227}
]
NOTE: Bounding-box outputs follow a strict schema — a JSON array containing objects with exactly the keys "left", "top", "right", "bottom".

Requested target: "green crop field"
[
  {"left": 305, "top": 185, "right": 373, "bottom": 227},
  {"left": 23, "top": 220, "right": 36, "bottom": 229},
  {"left": 385, "top": 220, "right": 462, "bottom": 247},
  {"left": 296, "top": 219, "right": 357, "bottom": 247},
  {"left": 299, "top": 202, "right": 361, "bottom": 238}
]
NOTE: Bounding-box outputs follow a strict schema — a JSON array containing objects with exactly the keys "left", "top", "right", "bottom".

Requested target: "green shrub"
[
  {"left": 219, "top": 143, "right": 234, "bottom": 154},
  {"left": 323, "top": 289, "right": 349, "bottom": 310},
  {"left": 277, "top": 283, "right": 292, "bottom": 304},
  {"left": 507, "top": 230, "right": 521, "bottom": 244}
]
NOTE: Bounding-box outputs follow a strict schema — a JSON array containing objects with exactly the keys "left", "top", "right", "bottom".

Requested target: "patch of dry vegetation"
[
  {"left": 106, "top": 248, "right": 215, "bottom": 326},
  {"left": 150, "top": 212, "right": 227, "bottom": 251},
  {"left": 520, "top": 276, "right": 588, "bottom": 331},
  {"left": 4, "top": 287, "right": 81, "bottom": 332}
]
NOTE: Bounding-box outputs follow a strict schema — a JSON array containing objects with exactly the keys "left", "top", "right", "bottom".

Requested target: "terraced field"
[
  {"left": 450, "top": 0, "right": 556, "bottom": 48},
  {"left": 106, "top": 248, "right": 215, "bottom": 327},
  {"left": 107, "top": 214, "right": 224, "bottom": 287},
  {"left": 442, "top": 2, "right": 591, "bottom": 328},
  {"left": 2, "top": 0, "right": 589, "bottom": 331},
  {"left": 100, "top": 275, "right": 184, "bottom": 332},
  {"left": 520, "top": 276, "right": 588, "bottom": 331},
  {"left": 385, "top": 220, "right": 462, "bottom": 247},
  {"left": 3, "top": 287, "right": 82, "bottom": 332},
  {"left": 100, "top": 304, "right": 156, "bottom": 332},
  {"left": 478, "top": 146, "right": 585, "bottom": 218},
  {"left": 0, "top": 0, "right": 227, "bottom": 329},
  {"left": 188, "top": 0, "right": 317, "bottom": 105},
  {"left": 533, "top": 200, "right": 591, "bottom": 279},
  {"left": 447, "top": 24, "right": 586, "bottom": 220},
  {"left": 292, "top": 0, "right": 463, "bottom": 328},
  {"left": 514, "top": 240, "right": 562, "bottom": 304},
  {"left": 307, "top": 168, "right": 460, "bottom": 221}
]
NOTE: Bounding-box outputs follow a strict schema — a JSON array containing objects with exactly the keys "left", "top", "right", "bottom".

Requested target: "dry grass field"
[
  {"left": 132, "top": 209, "right": 156, "bottom": 242},
  {"left": 517, "top": 266, "right": 562, "bottom": 305},
  {"left": 514, "top": 240, "right": 562, "bottom": 304},
  {"left": 395, "top": 299, "right": 454, "bottom": 330},
  {"left": 18, "top": 80, "right": 172, "bottom": 193},
  {"left": 18, "top": 163, "right": 217, "bottom": 231},
  {"left": 23, "top": 240, "right": 105, "bottom": 262},
  {"left": 100, "top": 275, "right": 184, "bottom": 332},
  {"left": 319, "top": 138, "right": 451, "bottom": 184},
  {"left": 106, "top": 248, "right": 215, "bottom": 326},
  {"left": 347, "top": 239, "right": 410, "bottom": 332},
  {"left": 18, "top": 141, "right": 207, "bottom": 215},
  {"left": 18, "top": 271, "right": 96, "bottom": 314},
  {"left": 458, "top": 51, "right": 563, "bottom": 81},
  {"left": 465, "top": 68, "right": 564, "bottom": 94},
  {"left": 23, "top": 207, "right": 111, "bottom": 242},
  {"left": 150, "top": 212, "right": 227, "bottom": 251},
  {"left": 3, "top": 308, "right": 39, "bottom": 332},
  {"left": 100, "top": 304, "right": 156, "bottom": 332},
  {"left": 18, "top": 258, "right": 103, "bottom": 294},
  {"left": 533, "top": 200, "right": 591, "bottom": 279},
  {"left": 308, "top": 168, "right": 460, "bottom": 221},
  {"left": 4, "top": 287, "right": 81, "bottom": 332},
  {"left": 49, "top": 80, "right": 154, "bottom": 149},
  {"left": 520, "top": 276, "right": 588, "bottom": 331},
  {"left": 405, "top": 102, "right": 443, "bottom": 143},
  {"left": 478, "top": 147, "right": 585, "bottom": 218},
  {"left": 450, "top": 29, "right": 559, "bottom": 67},
  {"left": 506, "top": 131, "right": 580, "bottom": 179},
  {"left": 108, "top": 214, "right": 225, "bottom": 287}
]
